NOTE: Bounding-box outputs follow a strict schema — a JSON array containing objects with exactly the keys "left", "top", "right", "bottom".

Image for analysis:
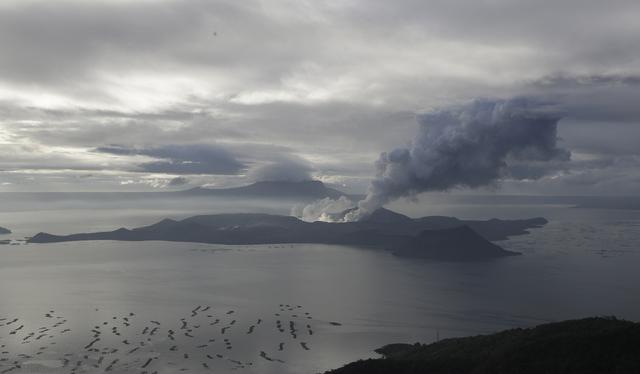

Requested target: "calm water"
[{"left": 0, "top": 193, "right": 639, "bottom": 373}]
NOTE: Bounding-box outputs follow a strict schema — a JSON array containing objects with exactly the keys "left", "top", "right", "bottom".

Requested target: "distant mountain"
[
  {"left": 177, "top": 180, "right": 358, "bottom": 200},
  {"left": 325, "top": 317, "right": 640, "bottom": 374},
  {"left": 29, "top": 209, "right": 546, "bottom": 261},
  {"left": 0, "top": 226, "right": 10, "bottom": 235},
  {"left": 361, "top": 207, "right": 415, "bottom": 224}
]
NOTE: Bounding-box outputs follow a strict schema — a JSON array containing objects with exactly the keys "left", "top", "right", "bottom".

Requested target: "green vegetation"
[{"left": 325, "top": 317, "right": 640, "bottom": 374}]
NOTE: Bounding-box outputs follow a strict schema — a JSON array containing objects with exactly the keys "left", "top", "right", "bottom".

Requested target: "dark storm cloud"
[{"left": 95, "top": 144, "right": 246, "bottom": 175}]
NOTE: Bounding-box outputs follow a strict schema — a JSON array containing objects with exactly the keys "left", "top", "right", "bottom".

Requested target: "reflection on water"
[{"left": 0, "top": 194, "right": 639, "bottom": 373}]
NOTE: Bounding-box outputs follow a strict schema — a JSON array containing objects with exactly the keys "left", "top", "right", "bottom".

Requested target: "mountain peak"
[{"left": 361, "top": 208, "right": 413, "bottom": 224}]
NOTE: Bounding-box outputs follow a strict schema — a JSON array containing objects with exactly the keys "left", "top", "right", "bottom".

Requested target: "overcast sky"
[{"left": 1, "top": 0, "right": 639, "bottom": 194}]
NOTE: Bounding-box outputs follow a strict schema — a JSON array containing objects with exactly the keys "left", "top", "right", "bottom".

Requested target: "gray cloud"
[
  {"left": 168, "top": 176, "right": 189, "bottom": 187},
  {"left": 248, "top": 157, "right": 314, "bottom": 182},
  {"left": 349, "top": 98, "right": 570, "bottom": 218},
  {"left": 533, "top": 73, "right": 640, "bottom": 88},
  {"left": 1, "top": 0, "right": 639, "bottom": 192},
  {"left": 95, "top": 144, "right": 246, "bottom": 175},
  {"left": 2, "top": 0, "right": 638, "bottom": 107},
  {"left": 523, "top": 73, "right": 640, "bottom": 124}
]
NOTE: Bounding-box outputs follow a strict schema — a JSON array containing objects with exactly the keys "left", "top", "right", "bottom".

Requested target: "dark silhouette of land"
[
  {"left": 29, "top": 208, "right": 546, "bottom": 261},
  {"left": 324, "top": 317, "right": 640, "bottom": 374},
  {"left": 0, "top": 226, "right": 10, "bottom": 234}
]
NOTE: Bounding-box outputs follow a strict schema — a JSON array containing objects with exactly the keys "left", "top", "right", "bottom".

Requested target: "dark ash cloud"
[{"left": 349, "top": 98, "right": 571, "bottom": 219}]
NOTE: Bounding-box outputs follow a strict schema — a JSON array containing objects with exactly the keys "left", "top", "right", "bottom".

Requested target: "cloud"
[
  {"left": 347, "top": 98, "right": 570, "bottom": 219},
  {"left": 533, "top": 73, "right": 640, "bottom": 88},
  {"left": 247, "top": 157, "right": 314, "bottom": 182},
  {"left": 2, "top": 0, "right": 638, "bottom": 112},
  {"left": 524, "top": 73, "right": 640, "bottom": 124},
  {"left": 1, "top": 0, "right": 640, "bottom": 192},
  {"left": 95, "top": 144, "right": 246, "bottom": 175},
  {"left": 168, "top": 176, "right": 189, "bottom": 186}
]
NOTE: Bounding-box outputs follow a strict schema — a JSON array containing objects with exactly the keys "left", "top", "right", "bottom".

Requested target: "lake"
[{"left": 0, "top": 193, "right": 639, "bottom": 373}]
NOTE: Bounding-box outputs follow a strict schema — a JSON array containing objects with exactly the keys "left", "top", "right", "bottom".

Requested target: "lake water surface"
[{"left": 0, "top": 193, "right": 639, "bottom": 373}]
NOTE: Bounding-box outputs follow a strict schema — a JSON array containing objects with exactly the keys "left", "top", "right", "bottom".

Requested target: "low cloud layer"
[{"left": 95, "top": 144, "right": 246, "bottom": 175}]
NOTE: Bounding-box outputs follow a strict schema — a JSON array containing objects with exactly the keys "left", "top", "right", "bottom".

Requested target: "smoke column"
[
  {"left": 291, "top": 196, "right": 355, "bottom": 222},
  {"left": 345, "top": 98, "right": 570, "bottom": 221}
]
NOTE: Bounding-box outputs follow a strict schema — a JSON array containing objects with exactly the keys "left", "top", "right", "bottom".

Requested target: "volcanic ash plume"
[{"left": 343, "top": 98, "right": 570, "bottom": 221}]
